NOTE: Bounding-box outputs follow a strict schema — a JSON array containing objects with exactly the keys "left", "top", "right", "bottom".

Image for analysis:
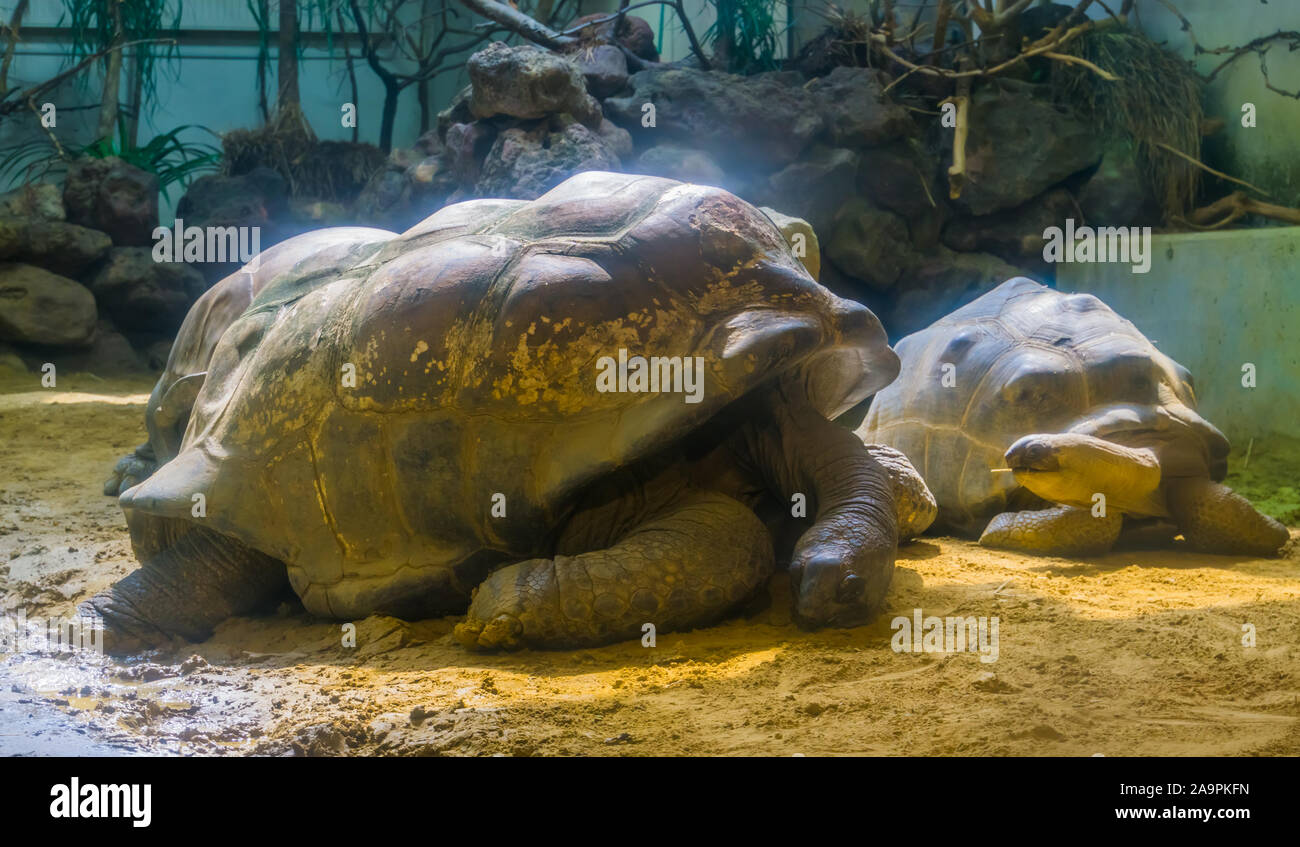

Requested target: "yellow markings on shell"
[
  {"left": 491, "top": 304, "right": 709, "bottom": 413},
  {"left": 409, "top": 340, "right": 429, "bottom": 363},
  {"left": 690, "top": 278, "right": 768, "bottom": 315}
]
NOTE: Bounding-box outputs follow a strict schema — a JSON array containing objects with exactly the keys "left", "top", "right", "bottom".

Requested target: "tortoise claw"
[{"left": 454, "top": 613, "right": 523, "bottom": 651}]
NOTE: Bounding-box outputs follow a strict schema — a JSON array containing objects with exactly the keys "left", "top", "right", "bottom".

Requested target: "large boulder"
[
  {"left": 858, "top": 140, "right": 944, "bottom": 222},
  {"left": 0, "top": 183, "right": 65, "bottom": 221},
  {"left": 0, "top": 263, "right": 97, "bottom": 347},
  {"left": 595, "top": 118, "right": 633, "bottom": 160},
  {"left": 808, "top": 67, "right": 914, "bottom": 149},
  {"left": 62, "top": 156, "right": 159, "bottom": 246},
  {"left": 175, "top": 167, "right": 291, "bottom": 281},
  {"left": 86, "top": 247, "right": 208, "bottom": 333},
  {"left": 941, "top": 187, "right": 1076, "bottom": 274},
  {"left": 1076, "top": 138, "right": 1162, "bottom": 227},
  {"left": 354, "top": 148, "right": 459, "bottom": 231},
  {"left": 633, "top": 145, "right": 727, "bottom": 187},
  {"left": 11, "top": 318, "right": 149, "bottom": 375},
  {"left": 468, "top": 42, "right": 602, "bottom": 127},
  {"left": 758, "top": 146, "right": 857, "bottom": 237},
  {"left": 444, "top": 121, "right": 497, "bottom": 189},
  {"left": 824, "top": 196, "right": 913, "bottom": 290},
  {"left": 606, "top": 69, "right": 823, "bottom": 171},
  {"left": 0, "top": 218, "right": 111, "bottom": 278},
  {"left": 0, "top": 341, "right": 26, "bottom": 374},
  {"left": 566, "top": 13, "right": 659, "bottom": 62},
  {"left": 947, "top": 83, "right": 1102, "bottom": 216},
  {"left": 889, "top": 248, "right": 1026, "bottom": 336},
  {"left": 477, "top": 116, "right": 623, "bottom": 199},
  {"left": 571, "top": 44, "right": 629, "bottom": 99},
  {"left": 436, "top": 85, "right": 475, "bottom": 140},
  {"left": 177, "top": 167, "right": 289, "bottom": 230}
]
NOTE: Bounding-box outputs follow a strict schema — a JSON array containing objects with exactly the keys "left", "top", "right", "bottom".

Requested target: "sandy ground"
[{"left": 1, "top": 373, "right": 1298, "bottom": 757}]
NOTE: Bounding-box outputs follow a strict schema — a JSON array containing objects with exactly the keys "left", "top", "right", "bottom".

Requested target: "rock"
[
  {"left": 606, "top": 68, "right": 823, "bottom": 170},
  {"left": 354, "top": 152, "right": 457, "bottom": 230},
  {"left": 858, "top": 140, "right": 950, "bottom": 250},
  {"left": 354, "top": 168, "right": 412, "bottom": 227},
  {"left": 1076, "top": 138, "right": 1161, "bottom": 227},
  {"left": 760, "top": 207, "right": 820, "bottom": 281},
  {"left": 176, "top": 167, "right": 288, "bottom": 231},
  {"left": 444, "top": 121, "right": 497, "bottom": 189},
  {"left": 24, "top": 318, "right": 149, "bottom": 375},
  {"left": 595, "top": 119, "right": 633, "bottom": 160},
  {"left": 413, "top": 130, "right": 443, "bottom": 157},
  {"left": 477, "top": 116, "right": 622, "bottom": 200},
  {"left": 948, "top": 83, "right": 1102, "bottom": 216},
  {"left": 566, "top": 13, "right": 659, "bottom": 62},
  {"left": 808, "top": 67, "right": 914, "bottom": 148},
  {"left": 436, "top": 85, "right": 475, "bottom": 140},
  {"left": 86, "top": 247, "right": 208, "bottom": 333},
  {"left": 289, "top": 198, "right": 350, "bottom": 225},
  {"left": 890, "top": 247, "right": 1026, "bottom": 336},
  {"left": 468, "top": 42, "right": 602, "bottom": 127},
  {"left": 942, "top": 188, "right": 1076, "bottom": 273},
  {"left": 175, "top": 168, "right": 291, "bottom": 281},
  {"left": 0, "top": 218, "right": 112, "bottom": 278},
  {"left": 633, "top": 145, "right": 727, "bottom": 186},
  {"left": 0, "top": 183, "right": 65, "bottom": 221},
  {"left": 859, "top": 140, "right": 943, "bottom": 221},
  {"left": 0, "top": 341, "right": 26, "bottom": 374},
  {"left": 62, "top": 156, "right": 159, "bottom": 246},
  {"left": 571, "top": 44, "right": 629, "bottom": 99},
  {"left": 0, "top": 263, "right": 97, "bottom": 347},
  {"left": 824, "top": 196, "right": 913, "bottom": 290},
  {"left": 760, "top": 146, "right": 857, "bottom": 237}
]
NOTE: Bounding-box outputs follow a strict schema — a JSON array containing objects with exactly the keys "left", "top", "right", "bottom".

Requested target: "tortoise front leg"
[
  {"left": 979, "top": 505, "right": 1122, "bottom": 556},
  {"left": 454, "top": 488, "right": 774, "bottom": 650},
  {"left": 81, "top": 518, "right": 289, "bottom": 654},
  {"left": 1166, "top": 478, "right": 1289, "bottom": 557},
  {"left": 103, "top": 442, "right": 157, "bottom": 496},
  {"left": 733, "top": 379, "right": 901, "bottom": 629}
]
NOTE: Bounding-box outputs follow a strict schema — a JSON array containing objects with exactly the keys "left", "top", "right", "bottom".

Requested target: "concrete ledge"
[{"left": 1058, "top": 226, "right": 1299, "bottom": 441}]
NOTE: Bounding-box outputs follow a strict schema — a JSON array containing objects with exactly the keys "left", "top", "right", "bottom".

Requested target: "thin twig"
[
  {"left": 1154, "top": 141, "right": 1270, "bottom": 197},
  {"left": 1042, "top": 51, "right": 1119, "bottom": 81}
]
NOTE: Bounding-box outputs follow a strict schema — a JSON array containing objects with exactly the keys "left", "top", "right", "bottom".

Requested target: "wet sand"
[{"left": 1, "top": 374, "right": 1297, "bottom": 756}]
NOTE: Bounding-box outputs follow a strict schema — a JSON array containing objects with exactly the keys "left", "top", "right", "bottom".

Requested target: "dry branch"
[
  {"left": 1154, "top": 141, "right": 1270, "bottom": 197},
  {"left": 1180, "top": 191, "right": 1300, "bottom": 229}
]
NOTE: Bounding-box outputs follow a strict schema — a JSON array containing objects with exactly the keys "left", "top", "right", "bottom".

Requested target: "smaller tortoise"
[{"left": 859, "top": 278, "right": 1289, "bottom": 557}]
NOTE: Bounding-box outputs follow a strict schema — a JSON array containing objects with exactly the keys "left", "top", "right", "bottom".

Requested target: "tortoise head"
[
  {"left": 988, "top": 294, "right": 1230, "bottom": 518},
  {"left": 1005, "top": 395, "right": 1230, "bottom": 518}
]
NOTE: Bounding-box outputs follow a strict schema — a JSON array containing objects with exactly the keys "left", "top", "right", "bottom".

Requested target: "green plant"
[
  {"left": 704, "top": 0, "right": 783, "bottom": 75},
  {"left": 0, "top": 136, "right": 66, "bottom": 186},
  {"left": 59, "top": 0, "right": 183, "bottom": 141},
  {"left": 0, "top": 121, "right": 221, "bottom": 199},
  {"left": 81, "top": 121, "right": 222, "bottom": 197}
]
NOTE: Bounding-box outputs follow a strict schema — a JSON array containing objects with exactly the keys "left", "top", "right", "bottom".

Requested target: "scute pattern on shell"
[
  {"left": 859, "top": 277, "right": 1204, "bottom": 535},
  {"left": 120, "top": 172, "right": 896, "bottom": 620}
]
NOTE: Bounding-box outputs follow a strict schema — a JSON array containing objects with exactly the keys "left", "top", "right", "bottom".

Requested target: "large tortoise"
[
  {"left": 858, "top": 277, "right": 1289, "bottom": 557},
  {"left": 87, "top": 171, "right": 935, "bottom": 653}
]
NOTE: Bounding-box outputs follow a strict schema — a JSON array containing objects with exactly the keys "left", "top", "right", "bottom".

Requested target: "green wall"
[{"left": 1060, "top": 226, "right": 1300, "bottom": 443}]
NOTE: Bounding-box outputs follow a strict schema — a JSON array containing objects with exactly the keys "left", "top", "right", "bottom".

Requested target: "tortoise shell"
[
  {"left": 121, "top": 171, "right": 898, "bottom": 619},
  {"left": 858, "top": 277, "right": 1227, "bottom": 535}
]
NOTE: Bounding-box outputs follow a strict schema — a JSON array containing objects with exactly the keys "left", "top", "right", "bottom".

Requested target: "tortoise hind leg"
[
  {"left": 81, "top": 520, "right": 289, "bottom": 655},
  {"left": 979, "top": 506, "right": 1122, "bottom": 556},
  {"left": 455, "top": 487, "right": 774, "bottom": 651},
  {"left": 1167, "top": 478, "right": 1290, "bottom": 557}
]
